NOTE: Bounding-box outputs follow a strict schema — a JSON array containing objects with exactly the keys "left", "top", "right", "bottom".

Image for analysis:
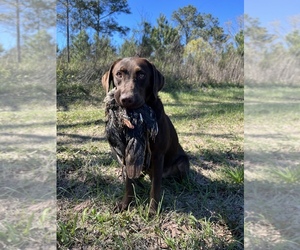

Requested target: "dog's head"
[{"left": 102, "top": 57, "right": 165, "bottom": 109}]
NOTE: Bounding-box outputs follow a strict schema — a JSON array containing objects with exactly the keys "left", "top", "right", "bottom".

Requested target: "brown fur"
[{"left": 102, "top": 57, "right": 190, "bottom": 214}]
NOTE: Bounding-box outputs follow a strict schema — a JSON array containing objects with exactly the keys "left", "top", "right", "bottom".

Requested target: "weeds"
[
  {"left": 223, "top": 166, "right": 244, "bottom": 184},
  {"left": 271, "top": 167, "right": 300, "bottom": 184}
]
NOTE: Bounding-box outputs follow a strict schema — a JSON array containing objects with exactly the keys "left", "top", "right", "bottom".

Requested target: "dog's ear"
[
  {"left": 101, "top": 59, "right": 121, "bottom": 93},
  {"left": 150, "top": 62, "right": 165, "bottom": 98},
  {"left": 101, "top": 71, "right": 111, "bottom": 94}
]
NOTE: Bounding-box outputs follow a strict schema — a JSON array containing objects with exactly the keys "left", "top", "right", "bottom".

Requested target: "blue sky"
[
  {"left": 109, "top": 0, "right": 243, "bottom": 45},
  {"left": 1, "top": 1, "right": 300, "bottom": 51},
  {"left": 245, "top": 0, "right": 300, "bottom": 34},
  {"left": 246, "top": 0, "right": 300, "bottom": 22},
  {"left": 57, "top": 0, "right": 243, "bottom": 49}
]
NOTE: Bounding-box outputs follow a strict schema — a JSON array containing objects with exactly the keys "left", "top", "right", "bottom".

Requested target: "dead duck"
[{"left": 104, "top": 88, "right": 158, "bottom": 179}]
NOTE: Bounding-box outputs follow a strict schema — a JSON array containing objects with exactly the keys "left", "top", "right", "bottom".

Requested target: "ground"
[
  {"left": 244, "top": 86, "right": 300, "bottom": 249},
  {"left": 57, "top": 86, "right": 244, "bottom": 249}
]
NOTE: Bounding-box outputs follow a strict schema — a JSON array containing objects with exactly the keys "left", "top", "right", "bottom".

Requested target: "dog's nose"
[{"left": 120, "top": 95, "right": 134, "bottom": 107}]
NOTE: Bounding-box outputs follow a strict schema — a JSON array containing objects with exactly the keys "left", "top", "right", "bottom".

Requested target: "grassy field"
[
  {"left": 0, "top": 77, "right": 56, "bottom": 249},
  {"left": 0, "top": 110, "right": 56, "bottom": 249},
  {"left": 244, "top": 86, "right": 300, "bottom": 249},
  {"left": 57, "top": 86, "right": 244, "bottom": 249}
]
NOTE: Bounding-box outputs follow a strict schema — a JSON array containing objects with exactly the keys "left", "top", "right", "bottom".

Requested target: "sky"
[
  {"left": 1, "top": 1, "right": 300, "bottom": 51},
  {"left": 245, "top": 0, "right": 300, "bottom": 35},
  {"left": 56, "top": 0, "right": 244, "bottom": 50},
  {"left": 109, "top": 0, "right": 243, "bottom": 46}
]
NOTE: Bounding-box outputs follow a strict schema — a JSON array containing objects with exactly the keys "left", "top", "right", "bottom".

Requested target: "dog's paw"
[
  {"left": 148, "top": 207, "right": 157, "bottom": 217},
  {"left": 113, "top": 201, "right": 132, "bottom": 213},
  {"left": 148, "top": 200, "right": 159, "bottom": 216},
  {"left": 113, "top": 203, "right": 126, "bottom": 213}
]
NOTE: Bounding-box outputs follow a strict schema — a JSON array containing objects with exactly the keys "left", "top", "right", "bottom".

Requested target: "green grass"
[{"left": 57, "top": 86, "right": 244, "bottom": 249}]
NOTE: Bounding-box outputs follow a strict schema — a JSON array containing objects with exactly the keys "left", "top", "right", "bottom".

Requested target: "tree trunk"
[
  {"left": 66, "top": 0, "right": 70, "bottom": 63},
  {"left": 16, "top": 0, "right": 21, "bottom": 63}
]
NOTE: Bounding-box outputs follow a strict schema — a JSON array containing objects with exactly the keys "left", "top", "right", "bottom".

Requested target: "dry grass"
[
  {"left": 0, "top": 109, "right": 56, "bottom": 249},
  {"left": 0, "top": 56, "right": 56, "bottom": 248},
  {"left": 244, "top": 86, "right": 300, "bottom": 249}
]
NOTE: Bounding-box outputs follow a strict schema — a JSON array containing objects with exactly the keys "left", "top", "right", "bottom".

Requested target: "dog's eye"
[
  {"left": 137, "top": 72, "right": 145, "bottom": 80},
  {"left": 116, "top": 71, "right": 122, "bottom": 78}
]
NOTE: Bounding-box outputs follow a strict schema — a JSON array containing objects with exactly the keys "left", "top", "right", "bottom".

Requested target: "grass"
[
  {"left": 0, "top": 109, "right": 56, "bottom": 249},
  {"left": 57, "top": 86, "right": 244, "bottom": 249},
  {"left": 244, "top": 86, "right": 300, "bottom": 249},
  {"left": 0, "top": 63, "right": 56, "bottom": 249}
]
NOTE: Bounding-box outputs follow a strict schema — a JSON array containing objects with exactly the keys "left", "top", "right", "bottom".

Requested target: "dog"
[{"left": 102, "top": 57, "right": 190, "bottom": 214}]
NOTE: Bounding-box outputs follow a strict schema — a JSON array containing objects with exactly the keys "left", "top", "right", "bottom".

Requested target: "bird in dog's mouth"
[{"left": 104, "top": 88, "right": 158, "bottom": 179}]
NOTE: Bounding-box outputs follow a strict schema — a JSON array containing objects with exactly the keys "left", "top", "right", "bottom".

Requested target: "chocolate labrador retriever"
[{"left": 102, "top": 57, "right": 190, "bottom": 213}]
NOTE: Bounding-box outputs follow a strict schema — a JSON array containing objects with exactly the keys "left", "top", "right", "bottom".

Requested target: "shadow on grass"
[
  {"left": 160, "top": 147, "right": 243, "bottom": 244},
  {"left": 163, "top": 84, "right": 243, "bottom": 104},
  {"left": 57, "top": 89, "right": 104, "bottom": 111},
  {"left": 0, "top": 132, "right": 56, "bottom": 145},
  {"left": 245, "top": 148, "right": 300, "bottom": 248},
  {"left": 165, "top": 102, "right": 243, "bottom": 122},
  {"left": 57, "top": 132, "right": 106, "bottom": 145},
  {"left": 57, "top": 145, "right": 244, "bottom": 246},
  {"left": 57, "top": 119, "right": 103, "bottom": 130},
  {"left": 181, "top": 131, "right": 241, "bottom": 140},
  {"left": 1, "top": 157, "right": 55, "bottom": 200},
  {"left": 245, "top": 149, "right": 299, "bottom": 168},
  {"left": 56, "top": 119, "right": 106, "bottom": 145},
  {"left": 1, "top": 123, "right": 56, "bottom": 201},
  {"left": 0, "top": 77, "right": 55, "bottom": 111},
  {"left": 245, "top": 178, "right": 300, "bottom": 248}
]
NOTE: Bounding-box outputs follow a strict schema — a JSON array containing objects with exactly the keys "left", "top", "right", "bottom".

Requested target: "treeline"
[
  {"left": 56, "top": 1, "right": 244, "bottom": 96},
  {"left": 0, "top": 0, "right": 56, "bottom": 110},
  {"left": 0, "top": 0, "right": 55, "bottom": 64},
  {"left": 245, "top": 14, "right": 300, "bottom": 86},
  {"left": 1, "top": 0, "right": 297, "bottom": 104}
]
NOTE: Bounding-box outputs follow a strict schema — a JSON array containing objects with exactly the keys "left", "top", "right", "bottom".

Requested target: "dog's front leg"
[
  {"left": 149, "top": 154, "right": 164, "bottom": 215},
  {"left": 114, "top": 175, "right": 134, "bottom": 212}
]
